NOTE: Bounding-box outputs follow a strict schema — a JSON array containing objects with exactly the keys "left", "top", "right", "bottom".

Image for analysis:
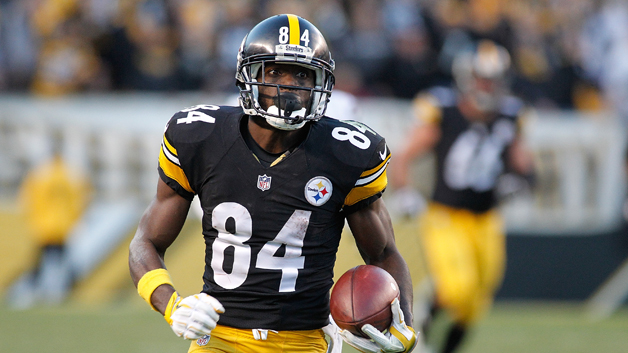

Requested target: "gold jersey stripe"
[
  {"left": 287, "top": 14, "right": 300, "bottom": 45},
  {"left": 162, "top": 134, "right": 178, "bottom": 160},
  {"left": 159, "top": 145, "right": 194, "bottom": 193},
  {"left": 344, "top": 169, "right": 388, "bottom": 206},
  {"left": 358, "top": 154, "right": 390, "bottom": 180},
  {"left": 161, "top": 136, "right": 180, "bottom": 167}
]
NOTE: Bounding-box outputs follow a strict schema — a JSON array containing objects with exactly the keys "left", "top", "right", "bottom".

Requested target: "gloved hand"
[
  {"left": 339, "top": 298, "right": 417, "bottom": 353},
  {"left": 323, "top": 315, "right": 343, "bottom": 353},
  {"left": 495, "top": 173, "right": 533, "bottom": 201},
  {"left": 164, "top": 292, "right": 225, "bottom": 340},
  {"left": 387, "top": 186, "right": 427, "bottom": 219}
]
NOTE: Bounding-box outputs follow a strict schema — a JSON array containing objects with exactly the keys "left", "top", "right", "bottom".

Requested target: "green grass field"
[
  {"left": 462, "top": 302, "right": 628, "bottom": 353},
  {"left": 1, "top": 301, "right": 627, "bottom": 353},
  {"left": 2, "top": 207, "right": 627, "bottom": 352}
]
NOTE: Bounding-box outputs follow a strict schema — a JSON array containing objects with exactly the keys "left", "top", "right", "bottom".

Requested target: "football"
[{"left": 329, "top": 265, "right": 400, "bottom": 338}]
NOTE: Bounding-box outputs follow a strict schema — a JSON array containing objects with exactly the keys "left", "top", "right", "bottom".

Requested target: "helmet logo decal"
[
  {"left": 305, "top": 176, "right": 333, "bottom": 206},
  {"left": 258, "top": 174, "right": 272, "bottom": 191},
  {"left": 276, "top": 44, "right": 313, "bottom": 63}
]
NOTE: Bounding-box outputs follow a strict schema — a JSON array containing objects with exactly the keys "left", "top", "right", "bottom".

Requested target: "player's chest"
[
  {"left": 440, "top": 113, "right": 516, "bottom": 153},
  {"left": 197, "top": 140, "right": 354, "bottom": 214}
]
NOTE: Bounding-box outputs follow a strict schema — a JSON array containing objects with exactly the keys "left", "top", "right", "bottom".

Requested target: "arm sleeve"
[{"left": 343, "top": 139, "right": 390, "bottom": 214}]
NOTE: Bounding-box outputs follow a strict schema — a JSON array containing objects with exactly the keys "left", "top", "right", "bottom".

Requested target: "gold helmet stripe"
[{"left": 287, "top": 14, "right": 300, "bottom": 45}]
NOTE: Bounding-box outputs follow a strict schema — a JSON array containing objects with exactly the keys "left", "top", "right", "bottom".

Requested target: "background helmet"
[
  {"left": 236, "top": 14, "right": 335, "bottom": 130},
  {"left": 452, "top": 39, "right": 511, "bottom": 112}
]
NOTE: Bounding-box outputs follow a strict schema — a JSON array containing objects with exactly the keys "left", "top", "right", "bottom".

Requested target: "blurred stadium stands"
[{"left": 0, "top": 0, "right": 626, "bottom": 115}]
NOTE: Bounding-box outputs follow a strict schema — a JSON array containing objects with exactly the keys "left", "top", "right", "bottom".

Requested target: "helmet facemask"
[{"left": 238, "top": 56, "right": 334, "bottom": 130}]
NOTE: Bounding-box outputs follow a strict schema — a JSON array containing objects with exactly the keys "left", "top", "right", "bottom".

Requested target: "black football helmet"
[
  {"left": 452, "top": 40, "right": 511, "bottom": 112},
  {"left": 236, "top": 14, "right": 335, "bottom": 130}
]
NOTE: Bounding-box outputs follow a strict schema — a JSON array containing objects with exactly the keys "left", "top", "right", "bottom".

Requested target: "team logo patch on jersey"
[
  {"left": 197, "top": 334, "right": 210, "bottom": 346},
  {"left": 258, "top": 174, "right": 272, "bottom": 191},
  {"left": 305, "top": 176, "right": 333, "bottom": 206}
]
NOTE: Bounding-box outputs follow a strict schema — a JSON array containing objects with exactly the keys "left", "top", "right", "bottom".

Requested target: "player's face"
[
  {"left": 257, "top": 63, "right": 315, "bottom": 113},
  {"left": 467, "top": 74, "right": 502, "bottom": 113},
  {"left": 473, "top": 75, "right": 499, "bottom": 95}
]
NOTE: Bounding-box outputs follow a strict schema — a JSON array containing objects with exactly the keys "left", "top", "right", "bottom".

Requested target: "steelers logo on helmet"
[{"left": 305, "top": 176, "right": 333, "bottom": 206}]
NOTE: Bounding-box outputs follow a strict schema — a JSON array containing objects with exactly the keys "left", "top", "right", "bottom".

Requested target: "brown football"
[{"left": 329, "top": 265, "right": 400, "bottom": 338}]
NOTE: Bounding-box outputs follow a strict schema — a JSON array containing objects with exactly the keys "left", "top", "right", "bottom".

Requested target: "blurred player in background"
[
  {"left": 389, "top": 40, "right": 535, "bottom": 353},
  {"left": 9, "top": 133, "right": 92, "bottom": 308},
  {"left": 128, "top": 14, "right": 416, "bottom": 353}
]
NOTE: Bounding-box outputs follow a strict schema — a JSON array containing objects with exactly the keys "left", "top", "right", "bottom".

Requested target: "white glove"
[
  {"left": 495, "top": 173, "right": 532, "bottom": 201},
  {"left": 164, "top": 292, "right": 225, "bottom": 340},
  {"left": 387, "top": 186, "right": 427, "bottom": 219},
  {"left": 339, "top": 298, "right": 418, "bottom": 353},
  {"left": 323, "top": 315, "right": 343, "bottom": 353}
]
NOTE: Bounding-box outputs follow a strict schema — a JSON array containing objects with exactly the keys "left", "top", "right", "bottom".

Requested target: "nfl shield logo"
[
  {"left": 197, "top": 334, "right": 210, "bottom": 346},
  {"left": 257, "top": 174, "right": 272, "bottom": 191}
]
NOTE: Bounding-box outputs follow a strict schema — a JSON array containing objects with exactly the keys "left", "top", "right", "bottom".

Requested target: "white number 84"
[
  {"left": 332, "top": 127, "right": 370, "bottom": 150},
  {"left": 210, "top": 202, "right": 311, "bottom": 292}
]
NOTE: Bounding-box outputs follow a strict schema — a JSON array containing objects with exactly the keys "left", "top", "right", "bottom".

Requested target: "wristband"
[{"left": 137, "top": 268, "right": 174, "bottom": 311}]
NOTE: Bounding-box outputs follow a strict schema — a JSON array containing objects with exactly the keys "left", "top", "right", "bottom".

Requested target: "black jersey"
[
  {"left": 423, "top": 87, "right": 523, "bottom": 213},
  {"left": 157, "top": 104, "right": 390, "bottom": 330}
]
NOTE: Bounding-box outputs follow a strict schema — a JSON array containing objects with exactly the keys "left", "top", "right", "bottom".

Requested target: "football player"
[
  {"left": 389, "top": 40, "right": 535, "bottom": 353},
  {"left": 129, "top": 14, "right": 417, "bottom": 353}
]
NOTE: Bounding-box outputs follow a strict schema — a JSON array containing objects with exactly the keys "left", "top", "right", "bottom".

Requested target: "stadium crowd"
[{"left": 0, "top": 0, "right": 626, "bottom": 120}]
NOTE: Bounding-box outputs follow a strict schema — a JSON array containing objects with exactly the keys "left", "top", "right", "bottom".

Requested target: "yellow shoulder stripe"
[
  {"left": 162, "top": 134, "right": 178, "bottom": 158},
  {"left": 345, "top": 156, "right": 390, "bottom": 206},
  {"left": 159, "top": 135, "right": 194, "bottom": 194},
  {"left": 359, "top": 154, "right": 390, "bottom": 180},
  {"left": 345, "top": 169, "right": 388, "bottom": 206}
]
